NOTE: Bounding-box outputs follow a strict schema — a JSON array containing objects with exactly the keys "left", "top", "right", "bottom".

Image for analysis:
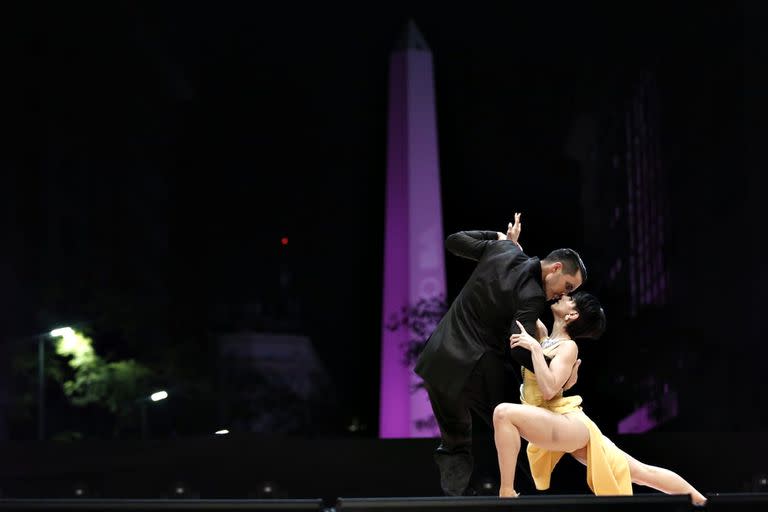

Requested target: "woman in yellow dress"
[{"left": 493, "top": 291, "right": 706, "bottom": 505}]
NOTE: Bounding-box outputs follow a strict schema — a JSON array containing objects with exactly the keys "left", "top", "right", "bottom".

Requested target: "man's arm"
[
  {"left": 445, "top": 231, "right": 501, "bottom": 261},
  {"left": 509, "top": 295, "right": 549, "bottom": 372}
]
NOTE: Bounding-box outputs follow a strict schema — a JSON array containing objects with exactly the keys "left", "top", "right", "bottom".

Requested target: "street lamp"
[
  {"left": 39, "top": 326, "right": 74, "bottom": 440},
  {"left": 140, "top": 390, "right": 168, "bottom": 438},
  {"left": 150, "top": 390, "right": 168, "bottom": 402},
  {"left": 49, "top": 327, "right": 74, "bottom": 338}
]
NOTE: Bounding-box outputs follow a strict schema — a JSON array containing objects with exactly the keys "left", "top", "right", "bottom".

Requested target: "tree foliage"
[{"left": 54, "top": 330, "right": 154, "bottom": 417}]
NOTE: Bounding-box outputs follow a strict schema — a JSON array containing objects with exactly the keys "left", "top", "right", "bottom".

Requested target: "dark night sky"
[{"left": 4, "top": 2, "right": 761, "bottom": 438}]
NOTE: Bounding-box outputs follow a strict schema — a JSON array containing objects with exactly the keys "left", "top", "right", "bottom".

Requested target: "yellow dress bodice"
[{"left": 520, "top": 341, "right": 633, "bottom": 496}]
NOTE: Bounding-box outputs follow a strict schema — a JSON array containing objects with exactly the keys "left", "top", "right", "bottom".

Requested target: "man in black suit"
[{"left": 414, "top": 218, "right": 587, "bottom": 496}]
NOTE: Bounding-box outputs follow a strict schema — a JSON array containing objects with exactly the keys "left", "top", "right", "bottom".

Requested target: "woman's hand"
[
  {"left": 506, "top": 212, "right": 522, "bottom": 243},
  {"left": 502, "top": 212, "right": 523, "bottom": 251},
  {"left": 509, "top": 320, "right": 541, "bottom": 353}
]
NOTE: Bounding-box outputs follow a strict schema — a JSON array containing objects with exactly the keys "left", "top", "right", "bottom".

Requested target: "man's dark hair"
[
  {"left": 565, "top": 291, "right": 606, "bottom": 340},
  {"left": 543, "top": 248, "right": 587, "bottom": 282}
]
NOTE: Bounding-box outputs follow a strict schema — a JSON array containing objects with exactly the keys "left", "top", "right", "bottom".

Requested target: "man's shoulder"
[
  {"left": 501, "top": 253, "right": 539, "bottom": 278},
  {"left": 481, "top": 241, "right": 530, "bottom": 264}
]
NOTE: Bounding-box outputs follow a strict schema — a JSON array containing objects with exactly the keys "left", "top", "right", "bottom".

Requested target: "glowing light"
[
  {"left": 215, "top": 429, "right": 229, "bottom": 435},
  {"left": 50, "top": 327, "right": 75, "bottom": 338},
  {"left": 150, "top": 391, "right": 168, "bottom": 402}
]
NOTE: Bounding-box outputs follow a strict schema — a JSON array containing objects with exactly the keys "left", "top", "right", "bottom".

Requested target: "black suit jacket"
[{"left": 414, "top": 230, "right": 547, "bottom": 398}]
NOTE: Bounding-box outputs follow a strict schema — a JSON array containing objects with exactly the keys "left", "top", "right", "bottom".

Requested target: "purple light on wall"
[
  {"left": 625, "top": 75, "right": 668, "bottom": 314},
  {"left": 379, "top": 21, "right": 444, "bottom": 439},
  {"left": 617, "top": 390, "right": 678, "bottom": 434}
]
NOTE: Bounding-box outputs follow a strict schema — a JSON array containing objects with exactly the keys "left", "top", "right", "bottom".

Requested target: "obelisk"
[{"left": 379, "top": 20, "right": 444, "bottom": 438}]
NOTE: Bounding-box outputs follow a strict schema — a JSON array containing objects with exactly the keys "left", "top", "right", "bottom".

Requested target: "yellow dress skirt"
[{"left": 520, "top": 365, "right": 633, "bottom": 495}]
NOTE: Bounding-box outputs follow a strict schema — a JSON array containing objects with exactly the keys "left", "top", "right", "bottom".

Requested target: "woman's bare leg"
[
  {"left": 493, "top": 414, "right": 521, "bottom": 497},
  {"left": 493, "top": 403, "right": 589, "bottom": 497},
  {"left": 570, "top": 443, "right": 707, "bottom": 506},
  {"left": 617, "top": 444, "right": 707, "bottom": 506}
]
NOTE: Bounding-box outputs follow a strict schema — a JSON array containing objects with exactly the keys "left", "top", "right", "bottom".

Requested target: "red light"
[{"left": 281, "top": 237, "right": 289, "bottom": 246}]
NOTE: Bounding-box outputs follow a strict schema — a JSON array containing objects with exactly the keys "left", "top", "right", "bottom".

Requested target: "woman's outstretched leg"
[
  {"left": 493, "top": 403, "right": 589, "bottom": 497},
  {"left": 619, "top": 445, "right": 707, "bottom": 506},
  {"left": 570, "top": 442, "right": 707, "bottom": 506}
]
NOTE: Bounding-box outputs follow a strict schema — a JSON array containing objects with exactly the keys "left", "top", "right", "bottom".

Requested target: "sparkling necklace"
[{"left": 540, "top": 337, "right": 566, "bottom": 350}]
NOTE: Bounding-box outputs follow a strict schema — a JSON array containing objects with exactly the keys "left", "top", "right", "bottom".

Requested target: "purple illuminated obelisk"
[{"left": 379, "top": 21, "right": 444, "bottom": 439}]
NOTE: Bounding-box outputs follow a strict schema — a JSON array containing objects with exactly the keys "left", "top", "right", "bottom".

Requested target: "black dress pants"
[{"left": 425, "top": 351, "right": 520, "bottom": 496}]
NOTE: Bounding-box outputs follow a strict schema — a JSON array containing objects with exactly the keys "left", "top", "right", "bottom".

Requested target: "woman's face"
[{"left": 551, "top": 294, "right": 577, "bottom": 319}]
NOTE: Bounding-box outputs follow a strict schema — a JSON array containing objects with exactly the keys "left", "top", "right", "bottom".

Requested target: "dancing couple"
[{"left": 414, "top": 214, "right": 706, "bottom": 506}]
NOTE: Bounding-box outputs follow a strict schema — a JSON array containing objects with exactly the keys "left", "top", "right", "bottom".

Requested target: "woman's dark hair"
[{"left": 565, "top": 291, "right": 606, "bottom": 340}]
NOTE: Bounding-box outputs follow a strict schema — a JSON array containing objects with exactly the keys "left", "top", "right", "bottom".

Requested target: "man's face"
[{"left": 543, "top": 264, "right": 583, "bottom": 301}]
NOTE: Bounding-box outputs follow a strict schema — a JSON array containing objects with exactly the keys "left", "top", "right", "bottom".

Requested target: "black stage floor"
[{"left": 1, "top": 494, "right": 767, "bottom": 512}]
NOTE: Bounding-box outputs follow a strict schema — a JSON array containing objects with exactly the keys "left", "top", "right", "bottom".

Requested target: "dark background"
[{"left": 2, "top": 1, "right": 762, "bottom": 448}]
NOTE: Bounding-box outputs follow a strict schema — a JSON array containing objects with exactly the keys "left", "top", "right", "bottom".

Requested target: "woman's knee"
[
  {"left": 628, "top": 459, "right": 654, "bottom": 485},
  {"left": 492, "top": 403, "right": 520, "bottom": 427}
]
